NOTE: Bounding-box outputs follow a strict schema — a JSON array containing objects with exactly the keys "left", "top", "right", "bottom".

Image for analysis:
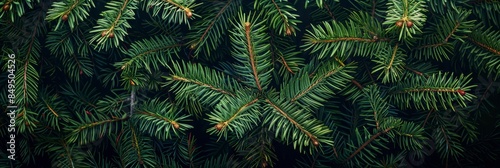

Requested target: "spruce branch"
[
  {"left": 389, "top": 72, "right": 476, "bottom": 111},
  {"left": 2, "top": 1, "right": 500, "bottom": 167},
  {"left": 412, "top": 9, "right": 475, "bottom": 61},
  {"left": 207, "top": 93, "right": 260, "bottom": 139},
  {"left": 113, "top": 125, "right": 157, "bottom": 167},
  {"left": 133, "top": 98, "right": 193, "bottom": 140},
  {"left": 65, "top": 112, "right": 126, "bottom": 145},
  {"left": 461, "top": 25, "right": 500, "bottom": 78},
  {"left": 303, "top": 14, "right": 389, "bottom": 59},
  {"left": 164, "top": 61, "right": 242, "bottom": 106},
  {"left": 281, "top": 60, "right": 356, "bottom": 110},
  {"left": 268, "top": 33, "right": 304, "bottom": 76},
  {"left": 143, "top": 0, "right": 202, "bottom": 27},
  {"left": 89, "top": 0, "right": 139, "bottom": 51},
  {"left": 372, "top": 43, "right": 406, "bottom": 83},
  {"left": 264, "top": 93, "right": 333, "bottom": 154},
  {"left": 186, "top": 0, "right": 240, "bottom": 57},
  {"left": 383, "top": 0, "right": 427, "bottom": 41},
  {"left": 117, "top": 35, "right": 181, "bottom": 73},
  {"left": 230, "top": 11, "right": 273, "bottom": 91},
  {"left": 347, "top": 127, "right": 392, "bottom": 161},
  {"left": 254, "top": 0, "right": 301, "bottom": 36},
  {"left": 45, "top": 0, "right": 96, "bottom": 31}
]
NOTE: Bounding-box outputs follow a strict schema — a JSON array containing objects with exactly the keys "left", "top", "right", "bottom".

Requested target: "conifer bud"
[
  {"left": 457, "top": 89, "right": 465, "bottom": 96},
  {"left": 2, "top": 4, "right": 9, "bottom": 11},
  {"left": 312, "top": 139, "right": 319, "bottom": 146},
  {"left": 215, "top": 123, "right": 224, "bottom": 131},
  {"left": 285, "top": 26, "right": 293, "bottom": 36},
  {"left": 185, "top": 8, "right": 192, "bottom": 19},
  {"left": 172, "top": 121, "right": 180, "bottom": 129},
  {"left": 245, "top": 22, "right": 251, "bottom": 29},
  {"left": 406, "top": 21, "right": 414, "bottom": 28},
  {"left": 101, "top": 31, "right": 107, "bottom": 37},
  {"left": 62, "top": 14, "right": 68, "bottom": 21},
  {"left": 109, "top": 32, "right": 115, "bottom": 38},
  {"left": 396, "top": 20, "right": 403, "bottom": 28}
]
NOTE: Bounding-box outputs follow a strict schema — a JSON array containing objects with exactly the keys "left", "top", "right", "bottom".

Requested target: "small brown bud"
[
  {"left": 172, "top": 122, "right": 180, "bottom": 129},
  {"left": 2, "top": 4, "right": 9, "bottom": 11},
  {"left": 185, "top": 9, "right": 192, "bottom": 19},
  {"left": 79, "top": 70, "right": 83, "bottom": 75},
  {"left": 312, "top": 139, "right": 319, "bottom": 146},
  {"left": 396, "top": 20, "right": 403, "bottom": 28},
  {"left": 101, "top": 31, "right": 107, "bottom": 37},
  {"left": 215, "top": 123, "right": 224, "bottom": 131},
  {"left": 285, "top": 26, "right": 293, "bottom": 36},
  {"left": 406, "top": 21, "right": 414, "bottom": 28},
  {"left": 62, "top": 14, "right": 68, "bottom": 21},
  {"left": 457, "top": 89, "right": 465, "bottom": 96},
  {"left": 108, "top": 32, "right": 115, "bottom": 38}
]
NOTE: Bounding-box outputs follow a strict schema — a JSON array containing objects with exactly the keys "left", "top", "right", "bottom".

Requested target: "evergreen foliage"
[{"left": 1, "top": 0, "right": 500, "bottom": 167}]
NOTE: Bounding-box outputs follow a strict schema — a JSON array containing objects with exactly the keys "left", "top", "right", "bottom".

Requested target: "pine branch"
[
  {"left": 13, "top": 8, "right": 47, "bottom": 134},
  {"left": 264, "top": 93, "right": 333, "bottom": 154},
  {"left": 254, "top": 0, "right": 301, "bottom": 36},
  {"left": 412, "top": 9, "right": 475, "bottom": 61},
  {"left": 347, "top": 127, "right": 392, "bottom": 161},
  {"left": 281, "top": 60, "right": 356, "bottom": 110},
  {"left": 0, "top": 0, "right": 33, "bottom": 22},
  {"left": 117, "top": 35, "right": 182, "bottom": 73},
  {"left": 186, "top": 0, "right": 240, "bottom": 57},
  {"left": 383, "top": 0, "right": 427, "bottom": 41},
  {"left": 165, "top": 61, "right": 242, "bottom": 106},
  {"left": 36, "top": 88, "right": 69, "bottom": 131},
  {"left": 231, "top": 126, "right": 277, "bottom": 168},
  {"left": 143, "top": 0, "right": 201, "bottom": 27},
  {"left": 207, "top": 93, "right": 260, "bottom": 139},
  {"left": 389, "top": 72, "right": 476, "bottom": 111},
  {"left": 309, "top": 0, "right": 348, "bottom": 24},
  {"left": 303, "top": 16, "right": 388, "bottom": 59},
  {"left": 230, "top": 11, "right": 273, "bottom": 91},
  {"left": 89, "top": 0, "right": 139, "bottom": 51},
  {"left": 37, "top": 138, "right": 89, "bottom": 168},
  {"left": 268, "top": 32, "right": 304, "bottom": 76},
  {"left": 45, "top": 0, "right": 96, "bottom": 31},
  {"left": 372, "top": 43, "right": 406, "bottom": 83},
  {"left": 65, "top": 111, "right": 126, "bottom": 145},
  {"left": 113, "top": 125, "right": 157, "bottom": 167},
  {"left": 461, "top": 25, "right": 500, "bottom": 78},
  {"left": 133, "top": 98, "right": 193, "bottom": 140}
]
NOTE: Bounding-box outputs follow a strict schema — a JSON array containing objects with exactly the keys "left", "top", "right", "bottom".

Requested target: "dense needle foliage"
[{"left": 1, "top": 0, "right": 500, "bottom": 167}]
